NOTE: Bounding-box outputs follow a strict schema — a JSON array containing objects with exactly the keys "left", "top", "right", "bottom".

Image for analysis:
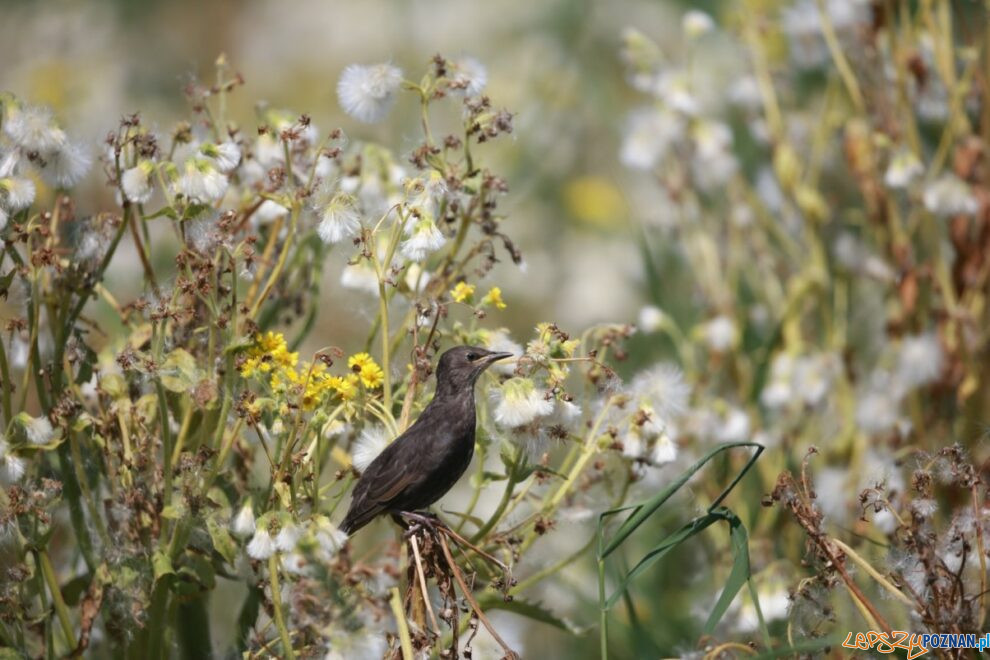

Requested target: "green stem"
[
  {"left": 38, "top": 550, "right": 74, "bottom": 650},
  {"left": 389, "top": 586, "right": 414, "bottom": 660},
  {"left": 470, "top": 445, "right": 520, "bottom": 542},
  {"left": 0, "top": 328, "right": 12, "bottom": 423},
  {"left": 598, "top": 559, "right": 608, "bottom": 660},
  {"left": 156, "top": 379, "right": 174, "bottom": 511},
  {"left": 268, "top": 555, "right": 296, "bottom": 660}
]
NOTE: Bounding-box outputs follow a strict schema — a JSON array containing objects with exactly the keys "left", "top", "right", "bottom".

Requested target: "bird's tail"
[{"left": 339, "top": 510, "right": 371, "bottom": 536}]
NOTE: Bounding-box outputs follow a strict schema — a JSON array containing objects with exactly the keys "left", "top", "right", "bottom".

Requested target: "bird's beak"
[{"left": 481, "top": 352, "right": 514, "bottom": 365}]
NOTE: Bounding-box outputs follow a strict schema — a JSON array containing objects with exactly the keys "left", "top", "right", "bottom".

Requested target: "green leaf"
[
  {"left": 100, "top": 373, "right": 128, "bottom": 399},
  {"left": 152, "top": 550, "right": 175, "bottom": 581},
  {"left": 598, "top": 441, "right": 764, "bottom": 559},
  {"left": 160, "top": 348, "right": 200, "bottom": 392},
  {"left": 142, "top": 206, "right": 178, "bottom": 221},
  {"left": 224, "top": 335, "right": 255, "bottom": 355},
  {"left": 207, "top": 518, "right": 238, "bottom": 565},
  {"left": 603, "top": 512, "right": 722, "bottom": 610},
  {"left": 702, "top": 509, "right": 751, "bottom": 635},
  {"left": 178, "top": 553, "right": 216, "bottom": 591},
  {"left": 0, "top": 269, "right": 17, "bottom": 300},
  {"left": 479, "top": 597, "right": 584, "bottom": 636}
]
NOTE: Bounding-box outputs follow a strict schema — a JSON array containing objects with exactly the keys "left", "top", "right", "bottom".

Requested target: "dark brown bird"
[{"left": 340, "top": 346, "right": 512, "bottom": 535}]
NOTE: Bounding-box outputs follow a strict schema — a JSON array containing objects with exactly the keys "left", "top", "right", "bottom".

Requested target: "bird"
[{"left": 340, "top": 345, "right": 511, "bottom": 535}]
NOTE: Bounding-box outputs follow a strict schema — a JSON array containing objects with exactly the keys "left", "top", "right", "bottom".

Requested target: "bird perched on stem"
[{"left": 341, "top": 346, "right": 512, "bottom": 535}]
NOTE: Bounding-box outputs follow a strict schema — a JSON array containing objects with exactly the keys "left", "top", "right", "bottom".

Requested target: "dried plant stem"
[
  {"left": 409, "top": 535, "right": 440, "bottom": 635},
  {"left": 437, "top": 533, "right": 519, "bottom": 660},
  {"left": 831, "top": 538, "right": 913, "bottom": 607},
  {"left": 249, "top": 206, "right": 297, "bottom": 319},
  {"left": 814, "top": 0, "right": 864, "bottom": 111},
  {"left": 973, "top": 485, "right": 988, "bottom": 629}
]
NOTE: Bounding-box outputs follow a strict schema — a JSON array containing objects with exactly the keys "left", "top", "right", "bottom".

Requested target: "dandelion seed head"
[
  {"left": 275, "top": 523, "right": 303, "bottom": 553},
  {"left": 4, "top": 105, "right": 66, "bottom": 152},
  {"left": 206, "top": 141, "right": 241, "bottom": 172},
  {"left": 450, "top": 56, "right": 487, "bottom": 97},
  {"left": 481, "top": 329, "right": 522, "bottom": 376},
  {"left": 630, "top": 363, "right": 690, "bottom": 419},
  {"left": 652, "top": 431, "right": 678, "bottom": 464},
  {"left": 352, "top": 426, "right": 389, "bottom": 472},
  {"left": 246, "top": 528, "right": 275, "bottom": 559},
  {"left": 637, "top": 305, "right": 665, "bottom": 333},
  {"left": 253, "top": 199, "right": 289, "bottom": 226},
  {"left": 315, "top": 190, "right": 362, "bottom": 244},
  {"left": 884, "top": 149, "right": 923, "bottom": 189},
  {"left": 121, "top": 161, "right": 154, "bottom": 204},
  {"left": 399, "top": 218, "right": 445, "bottom": 261},
  {"left": 337, "top": 63, "right": 403, "bottom": 123},
  {"left": 232, "top": 503, "right": 256, "bottom": 538},
  {"left": 0, "top": 177, "right": 36, "bottom": 211},
  {"left": 491, "top": 378, "right": 554, "bottom": 428},
  {"left": 0, "top": 438, "right": 26, "bottom": 484},
  {"left": 682, "top": 10, "right": 715, "bottom": 39},
  {"left": 619, "top": 108, "right": 683, "bottom": 170},
  {"left": 715, "top": 407, "right": 750, "bottom": 443},
  {"left": 896, "top": 333, "right": 943, "bottom": 388},
  {"left": 923, "top": 175, "right": 978, "bottom": 217},
  {"left": 25, "top": 415, "right": 54, "bottom": 446},
  {"left": 703, "top": 315, "right": 737, "bottom": 353},
  {"left": 177, "top": 159, "right": 227, "bottom": 203},
  {"left": 42, "top": 141, "right": 91, "bottom": 188}
]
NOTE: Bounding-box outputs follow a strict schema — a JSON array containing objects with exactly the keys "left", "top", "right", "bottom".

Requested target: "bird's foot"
[{"left": 397, "top": 511, "right": 442, "bottom": 538}]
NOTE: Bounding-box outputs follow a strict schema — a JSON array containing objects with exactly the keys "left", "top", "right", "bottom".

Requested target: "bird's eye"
[{"left": 466, "top": 352, "right": 479, "bottom": 361}]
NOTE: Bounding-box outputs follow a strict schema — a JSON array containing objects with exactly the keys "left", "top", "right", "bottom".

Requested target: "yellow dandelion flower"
[
  {"left": 348, "top": 352, "right": 374, "bottom": 371},
  {"left": 359, "top": 362, "right": 384, "bottom": 389},
  {"left": 451, "top": 281, "right": 475, "bottom": 303},
  {"left": 481, "top": 286, "right": 506, "bottom": 309},
  {"left": 348, "top": 352, "right": 384, "bottom": 389},
  {"left": 331, "top": 374, "right": 360, "bottom": 400}
]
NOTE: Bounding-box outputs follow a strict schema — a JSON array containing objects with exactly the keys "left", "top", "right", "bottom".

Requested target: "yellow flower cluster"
[
  {"left": 481, "top": 286, "right": 506, "bottom": 309},
  {"left": 451, "top": 281, "right": 475, "bottom": 303},
  {"left": 240, "top": 331, "right": 298, "bottom": 378},
  {"left": 450, "top": 282, "right": 507, "bottom": 309},
  {"left": 348, "top": 353, "right": 385, "bottom": 389},
  {"left": 241, "top": 333, "right": 383, "bottom": 410}
]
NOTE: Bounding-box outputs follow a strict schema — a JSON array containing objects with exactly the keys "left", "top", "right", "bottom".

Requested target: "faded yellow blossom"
[
  {"left": 481, "top": 286, "right": 507, "bottom": 309},
  {"left": 451, "top": 281, "right": 475, "bottom": 303}
]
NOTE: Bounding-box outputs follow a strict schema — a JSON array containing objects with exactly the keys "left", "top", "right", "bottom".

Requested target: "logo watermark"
[{"left": 841, "top": 631, "right": 990, "bottom": 658}]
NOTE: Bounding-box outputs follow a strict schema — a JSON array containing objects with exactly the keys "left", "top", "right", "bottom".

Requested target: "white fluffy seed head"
[
  {"left": 316, "top": 192, "right": 362, "bottom": 244},
  {"left": 121, "top": 161, "right": 154, "bottom": 204},
  {"left": 4, "top": 105, "right": 66, "bottom": 152},
  {"left": 492, "top": 378, "right": 554, "bottom": 428},
  {"left": 337, "top": 63, "right": 404, "bottom": 123},
  {"left": 400, "top": 219, "right": 446, "bottom": 261},
  {"left": 352, "top": 426, "right": 389, "bottom": 472},
  {"left": 246, "top": 529, "right": 275, "bottom": 559},
  {"left": 42, "top": 142, "right": 91, "bottom": 188},
  {"left": 1, "top": 177, "right": 35, "bottom": 211},
  {"left": 232, "top": 503, "right": 256, "bottom": 538},
  {"left": 25, "top": 415, "right": 54, "bottom": 446}
]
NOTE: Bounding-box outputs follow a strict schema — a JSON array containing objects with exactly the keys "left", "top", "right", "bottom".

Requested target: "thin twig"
[
  {"left": 437, "top": 533, "right": 519, "bottom": 660},
  {"left": 409, "top": 535, "right": 441, "bottom": 635}
]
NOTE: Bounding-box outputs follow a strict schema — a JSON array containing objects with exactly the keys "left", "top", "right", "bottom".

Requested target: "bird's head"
[{"left": 435, "top": 345, "right": 513, "bottom": 393}]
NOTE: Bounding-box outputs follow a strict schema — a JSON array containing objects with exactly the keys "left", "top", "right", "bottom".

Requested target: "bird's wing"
[{"left": 341, "top": 437, "right": 422, "bottom": 533}]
